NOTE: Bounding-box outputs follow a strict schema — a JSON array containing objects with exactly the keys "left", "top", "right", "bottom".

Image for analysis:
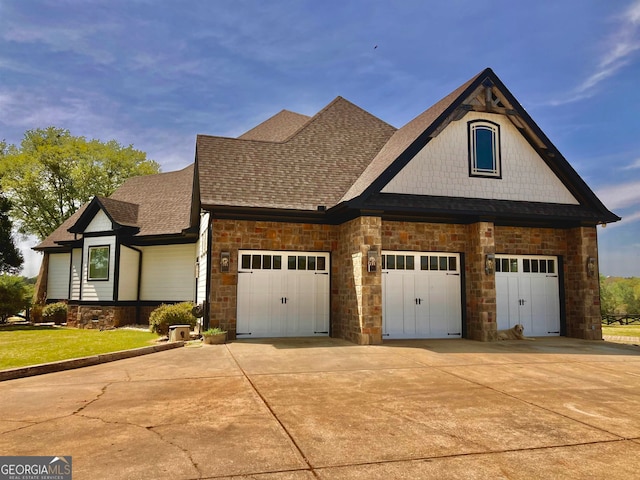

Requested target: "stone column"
[
  {"left": 566, "top": 226, "right": 602, "bottom": 340},
  {"left": 466, "top": 222, "right": 497, "bottom": 341},
  {"left": 335, "top": 216, "right": 382, "bottom": 344}
]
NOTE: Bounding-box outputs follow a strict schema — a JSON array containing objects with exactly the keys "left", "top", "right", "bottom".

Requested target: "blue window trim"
[{"left": 468, "top": 120, "right": 501, "bottom": 179}]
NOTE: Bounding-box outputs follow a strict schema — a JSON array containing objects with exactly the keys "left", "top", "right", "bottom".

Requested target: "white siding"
[
  {"left": 118, "top": 246, "right": 140, "bottom": 301},
  {"left": 195, "top": 212, "right": 209, "bottom": 305},
  {"left": 140, "top": 244, "right": 196, "bottom": 301},
  {"left": 81, "top": 236, "right": 116, "bottom": 301},
  {"left": 84, "top": 209, "right": 113, "bottom": 232},
  {"left": 381, "top": 111, "right": 579, "bottom": 204},
  {"left": 47, "top": 253, "right": 70, "bottom": 300},
  {"left": 70, "top": 248, "right": 82, "bottom": 300}
]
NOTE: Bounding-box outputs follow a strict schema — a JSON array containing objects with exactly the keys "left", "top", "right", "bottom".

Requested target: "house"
[
  {"left": 35, "top": 68, "right": 620, "bottom": 342},
  {"left": 33, "top": 165, "right": 204, "bottom": 328}
]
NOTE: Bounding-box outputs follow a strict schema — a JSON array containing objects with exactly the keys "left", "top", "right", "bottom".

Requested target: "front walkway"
[{"left": 1, "top": 337, "right": 640, "bottom": 479}]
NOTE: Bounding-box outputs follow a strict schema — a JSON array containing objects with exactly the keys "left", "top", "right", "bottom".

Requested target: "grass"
[
  {"left": 0, "top": 325, "right": 159, "bottom": 370},
  {"left": 602, "top": 324, "right": 640, "bottom": 338}
]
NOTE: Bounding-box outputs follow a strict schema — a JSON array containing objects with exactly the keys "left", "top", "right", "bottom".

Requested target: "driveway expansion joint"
[{"left": 224, "top": 344, "right": 320, "bottom": 479}]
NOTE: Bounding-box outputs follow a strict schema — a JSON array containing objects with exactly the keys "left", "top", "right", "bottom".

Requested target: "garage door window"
[
  {"left": 496, "top": 257, "right": 518, "bottom": 273},
  {"left": 523, "top": 258, "right": 555, "bottom": 274},
  {"left": 287, "top": 255, "right": 326, "bottom": 271},
  {"left": 382, "top": 254, "right": 415, "bottom": 270},
  {"left": 420, "top": 255, "right": 457, "bottom": 271},
  {"left": 241, "top": 254, "right": 282, "bottom": 270}
]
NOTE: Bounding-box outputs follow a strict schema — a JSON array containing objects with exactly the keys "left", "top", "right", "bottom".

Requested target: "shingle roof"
[
  {"left": 35, "top": 164, "right": 196, "bottom": 250},
  {"left": 91, "top": 196, "right": 139, "bottom": 229},
  {"left": 238, "top": 110, "right": 311, "bottom": 142},
  {"left": 197, "top": 97, "right": 397, "bottom": 211},
  {"left": 109, "top": 164, "right": 195, "bottom": 236},
  {"left": 34, "top": 204, "right": 90, "bottom": 250}
]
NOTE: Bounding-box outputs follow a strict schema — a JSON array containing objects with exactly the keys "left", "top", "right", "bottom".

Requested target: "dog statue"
[{"left": 497, "top": 324, "right": 534, "bottom": 341}]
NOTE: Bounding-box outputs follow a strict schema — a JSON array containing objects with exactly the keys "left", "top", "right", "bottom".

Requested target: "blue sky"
[{"left": 1, "top": 0, "right": 639, "bottom": 277}]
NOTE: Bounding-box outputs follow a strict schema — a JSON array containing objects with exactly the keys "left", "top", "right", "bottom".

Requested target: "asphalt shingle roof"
[
  {"left": 35, "top": 164, "right": 195, "bottom": 250},
  {"left": 197, "top": 97, "right": 397, "bottom": 211},
  {"left": 238, "top": 110, "right": 311, "bottom": 142}
]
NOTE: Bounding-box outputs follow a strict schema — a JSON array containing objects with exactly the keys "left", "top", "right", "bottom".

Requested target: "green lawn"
[
  {"left": 602, "top": 324, "right": 640, "bottom": 338},
  {"left": 0, "top": 326, "right": 159, "bottom": 370}
]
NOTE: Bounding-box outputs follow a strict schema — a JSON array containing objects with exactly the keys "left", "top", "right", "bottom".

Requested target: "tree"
[
  {"left": 0, "top": 127, "right": 160, "bottom": 239},
  {"left": 0, "top": 194, "right": 23, "bottom": 274},
  {"left": 0, "top": 140, "right": 24, "bottom": 274},
  {"left": 0, "top": 275, "right": 31, "bottom": 322}
]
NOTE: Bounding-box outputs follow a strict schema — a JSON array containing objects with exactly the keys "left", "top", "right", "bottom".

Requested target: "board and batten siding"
[
  {"left": 47, "top": 252, "right": 71, "bottom": 300},
  {"left": 118, "top": 245, "right": 140, "bottom": 301},
  {"left": 140, "top": 244, "right": 196, "bottom": 301},
  {"left": 84, "top": 210, "right": 113, "bottom": 233},
  {"left": 81, "top": 236, "right": 116, "bottom": 301},
  {"left": 195, "top": 212, "right": 209, "bottom": 305},
  {"left": 70, "top": 248, "right": 82, "bottom": 300},
  {"left": 381, "top": 111, "right": 579, "bottom": 204}
]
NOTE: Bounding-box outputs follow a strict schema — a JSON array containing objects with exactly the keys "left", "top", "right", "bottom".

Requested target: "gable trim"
[{"left": 350, "top": 68, "right": 619, "bottom": 224}]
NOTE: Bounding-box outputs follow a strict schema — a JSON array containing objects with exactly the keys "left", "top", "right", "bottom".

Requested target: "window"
[
  {"left": 88, "top": 245, "right": 110, "bottom": 280},
  {"left": 468, "top": 120, "right": 501, "bottom": 178}
]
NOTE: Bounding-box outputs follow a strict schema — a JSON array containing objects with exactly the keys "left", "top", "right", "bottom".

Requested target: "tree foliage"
[
  {"left": 0, "top": 276, "right": 31, "bottom": 321},
  {"left": 0, "top": 194, "right": 23, "bottom": 274},
  {"left": 600, "top": 276, "right": 640, "bottom": 315},
  {"left": 0, "top": 127, "right": 160, "bottom": 239}
]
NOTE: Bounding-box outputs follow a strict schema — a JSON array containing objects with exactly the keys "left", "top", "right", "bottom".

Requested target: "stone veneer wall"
[
  {"left": 381, "top": 220, "right": 496, "bottom": 341},
  {"left": 209, "top": 219, "right": 338, "bottom": 339},
  {"left": 334, "top": 217, "right": 383, "bottom": 344},
  {"left": 565, "top": 227, "right": 602, "bottom": 340},
  {"left": 465, "top": 222, "right": 497, "bottom": 341},
  {"left": 494, "top": 225, "right": 602, "bottom": 341},
  {"left": 67, "top": 305, "right": 137, "bottom": 329},
  {"left": 66, "top": 304, "right": 157, "bottom": 329},
  {"left": 207, "top": 217, "right": 602, "bottom": 343}
]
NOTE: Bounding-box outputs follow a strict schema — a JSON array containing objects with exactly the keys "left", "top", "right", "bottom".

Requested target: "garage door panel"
[
  {"left": 383, "top": 251, "right": 462, "bottom": 339},
  {"left": 237, "top": 251, "right": 330, "bottom": 338},
  {"left": 496, "top": 255, "right": 560, "bottom": 337}
]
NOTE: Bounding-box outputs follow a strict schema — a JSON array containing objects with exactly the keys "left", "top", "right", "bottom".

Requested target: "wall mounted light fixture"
[
  {"left": 367, "top": 250, "right": 378, "bottom": 273},
  {"left": 220, "top": 252, "right": 230, "bottom": 273},
  {"left": 485, "top": 253, "right": 495, "bottom": 275},
  {"left": 587, "top": 257, "right": 596, "bottom": 277}
]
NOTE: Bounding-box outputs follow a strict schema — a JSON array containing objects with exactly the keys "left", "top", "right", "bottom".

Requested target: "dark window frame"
[
  {"left": 88, "top": 245, "right": 110, "bottom": 281},
  {"left": 468, "top": 119, "right": 502, "bottom": 179}
]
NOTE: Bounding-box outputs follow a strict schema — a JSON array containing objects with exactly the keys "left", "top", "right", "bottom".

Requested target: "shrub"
[
  {"left": 42, "top": 302, "right": 67, "bottom": 324},
  {"left": 149, "top": 302, "right": 197, "bottom": 335},
  {"left": 0, "top": 275, "right": 31, "bottom": 322}
]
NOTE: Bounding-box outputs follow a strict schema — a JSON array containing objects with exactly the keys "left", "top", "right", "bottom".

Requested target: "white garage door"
[
  {"left": 382, "top": 251, "right": 462, "bottom": 339},
  {"left": 496, "top": 255, "right": 561, "bottom": 337},
  {"left": 236, "top": 250, "right": 330, "bottom": 338}
]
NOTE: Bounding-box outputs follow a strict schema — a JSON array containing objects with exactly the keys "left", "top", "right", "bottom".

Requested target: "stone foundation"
[{"left": 67, "top": 305, "right": 143, "bottom": 329}]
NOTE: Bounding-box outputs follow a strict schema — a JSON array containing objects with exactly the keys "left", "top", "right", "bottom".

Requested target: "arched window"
[{"left": 468, "top": 120, "right": 501, "bottom": 178}]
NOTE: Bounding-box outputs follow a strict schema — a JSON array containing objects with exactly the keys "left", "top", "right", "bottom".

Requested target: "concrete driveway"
[{"left": 1, "top": 338, "right": 640, "bottom": 479}]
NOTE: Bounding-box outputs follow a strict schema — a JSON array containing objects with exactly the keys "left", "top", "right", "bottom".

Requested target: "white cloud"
[
  {"left": 549, "top": 0, "right": 640, "bottom": 106},
  {"left": 622, "top": 158, "right": 640, "bottom": 170},
  {"left": 597, "top": 180, "right": 640, "bottom": 209}
]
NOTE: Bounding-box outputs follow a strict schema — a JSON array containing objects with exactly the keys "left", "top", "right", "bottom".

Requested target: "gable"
[
  {"left": 381, "top": 111, "right": 579, "bottom": 205},
  {"left": 84, "top": 209, "right": 113, "bottom": 233}
]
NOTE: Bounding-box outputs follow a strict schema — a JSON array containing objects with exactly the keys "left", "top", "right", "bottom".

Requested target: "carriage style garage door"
[
  {"left": 236, "top": 250, "right": 330, "bottom": 337},
  {"left": 382, "top": 251, "right": 462, "bottom": 339},
  {"left": 496, "top": 255, "right": 561, "bottom": 337}
]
